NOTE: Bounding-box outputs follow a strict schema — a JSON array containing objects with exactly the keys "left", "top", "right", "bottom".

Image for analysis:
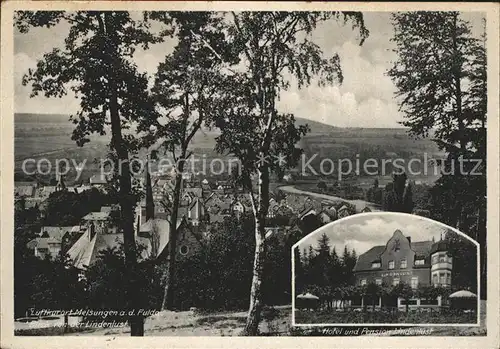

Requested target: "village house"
[
  {"left": 14, "top": 183, "right": 37, "bottom": 198},
  {"left": 267, "top": 201, "right": 279, "bottom": 218},
  {"left": 317, "top": 209, "right": 337, "bottom": 225},
  {"left": 138, "top": 217, "right": 202, "bottom": 261},
  {"left": 66, "top": 223, "right": 152, "bottom": 270},
  {"left": 81, "top": 210, "right": 118, "bottom": 234},
  {"left": 337, "top": 205, "right": 351, "bottom": 219},
  {"left": 34, "top": 185, "right": 58, "bottom": 201},
  {"left": 27, "top": 226, "right": 81, "bottom": 260},
  {"left": 66, "top": 185, "right": 93, "bottom": 194},
  {"left": 204, "top": 192, "right": 223, "bottom": 208},
  {"left": 89, "top": 174, "right": 108, "bottom": 187},
  {"left": 298, "top": 206, "right": 317, "bottom": 221}
]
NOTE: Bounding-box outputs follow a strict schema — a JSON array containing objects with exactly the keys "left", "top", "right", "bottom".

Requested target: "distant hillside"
[
  {"left": 295, "top": 117, "right": 339, "bottom": 134},
  {"left": 14, "top": 112, "right": 441, "bottom": 184},
  {"left": 15, "top": 112, "right": 337, "bottom": 132},
  {"left": 15, "top": 113, "right": 72, "bottom": 124}
]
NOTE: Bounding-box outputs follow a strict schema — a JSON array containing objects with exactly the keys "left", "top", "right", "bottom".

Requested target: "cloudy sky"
[
  {"left": 14, "top": 11, "right": 484, "bottom": 128},
  {"left": 296, "top": 213, "right": 453, "bottom": 256}
]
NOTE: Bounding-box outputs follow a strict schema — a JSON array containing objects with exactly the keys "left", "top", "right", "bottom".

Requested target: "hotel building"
[{"left": 353, "top": 229, "right": 452, "bottom": 309}]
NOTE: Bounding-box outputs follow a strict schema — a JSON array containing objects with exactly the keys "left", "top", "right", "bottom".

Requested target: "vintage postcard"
[{"left": 1, "top": 1, "right": 499, "bottom": 349}]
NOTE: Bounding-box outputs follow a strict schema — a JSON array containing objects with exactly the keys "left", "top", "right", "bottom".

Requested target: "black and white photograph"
[
  {"left": 1, "top": 2, "right": 498, "bottom": 345},
  {"left": 292, "top": 213, "right": 480, "bottom": 332}
]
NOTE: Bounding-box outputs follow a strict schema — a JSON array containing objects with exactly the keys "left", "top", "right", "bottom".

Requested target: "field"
[
  {"left": 15, "top": 306, "right": 293, "bottom": 337},
  {"left": 294, "top": 308, "right": 478, "bottom": 325},
  {"left": 14, "top": 302, "right": 486, "bottom": 337},
  {"left": 14, "top": 113, "right": 441, "bottom": 185}
]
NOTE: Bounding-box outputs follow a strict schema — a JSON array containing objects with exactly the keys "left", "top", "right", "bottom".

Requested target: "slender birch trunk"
[{"left": 244, "top": 165, "right": 269, "bottom": 335}]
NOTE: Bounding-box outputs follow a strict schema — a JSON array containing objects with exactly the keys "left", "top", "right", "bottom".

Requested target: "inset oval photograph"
[{"left": 292, "top": 212, "right": 480, "bottom": 328}]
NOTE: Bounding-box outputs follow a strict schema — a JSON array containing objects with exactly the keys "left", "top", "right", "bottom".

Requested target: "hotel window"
[
  {"left": 371, "top": 262, "right": 381, "bottom": 269},
  {"left": 400, "top": 258, "right": 407, "bottom": 269},
  {"left": 432, "top": 273, "right": 438, "bottom": 285},
  {"left": 446, "top": 273, "right": 451, "bottom": 285},
  {"left": 375, "top": 278, "right": 382, "bottom": 285},
  {"left": 411, "top": 277, "right": 418, "bottom": 289},
  {"left": 415, "top": 259, "right": 425, "bottom": 266},
  {"left": 432, "top": 255, "right": 438, "bottom": 264},
  {"left": 439, "top": 273, "right": 445, "bottom": 285},
  {"left": 392, "top": 277, "right": 400, "bottom": 286},
  {"left": 360, "top": 279, "right": 367, "bottom": 286},
  {"left": 388, "top": 260, "right": 395, "bottom": 269},
  {"left": 439, "top": 254, "right": 446, "bottom": 263}
]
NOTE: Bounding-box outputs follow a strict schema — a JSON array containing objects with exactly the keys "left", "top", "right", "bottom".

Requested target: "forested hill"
[{"left": 15, "top": 113, "right": 441, "bottom": 182}]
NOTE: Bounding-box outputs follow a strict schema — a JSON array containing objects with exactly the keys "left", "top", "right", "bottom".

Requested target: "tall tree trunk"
[
  {"left": 244, "top": 165, "right": 269, "bottom": 335},
  {"left": 102, "top": 12, "right": 143, "bottom": 336},
  {"left": 161, "top": 159, "right": 185, "bottom": 310}
]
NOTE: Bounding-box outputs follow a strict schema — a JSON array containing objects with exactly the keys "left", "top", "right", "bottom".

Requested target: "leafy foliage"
[
  {"left": 15, "top": 10, "right": 171, "bottom": 336},
  {"left": 16, "top": 11, "right": 161, "bottom": 149},
  {"left": 389, "top": 12, "right": 486, "bottom": 297},
  {"left": 43, "top": 188, "right": 118, "bottom": 226},
  {"left": 210, "top": 12, "right": 370, "bottom": 334}
]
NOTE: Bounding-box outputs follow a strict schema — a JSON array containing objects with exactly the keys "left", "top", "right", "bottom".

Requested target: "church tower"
[{"left": 55, "top": 173, "right": 66, "bottom": 192}]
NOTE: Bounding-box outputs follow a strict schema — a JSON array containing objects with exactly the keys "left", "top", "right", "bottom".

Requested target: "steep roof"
[
  {"left": 413, "top": 240, "right": 434, "bottom": 256},
  {"left": 139, "top": 218, "right": 186, "bottom": 258},
  {"left": 319, "top": 209, "right": 337, "bottom": 220},
  {"left": 82, "top": 211, "right": 111, "bottom": 221},
  {"left": 353, "top": 240, "right": 434, "bottom": 272},
  {"left": 67, "top": 231, "right": 151, "bottom": 269},
  {"left": 185, "top": 187, "right": 203, "bottom": 198},
  {"left": 353, "top": 246, "right": 386, "bottom": 272},
  {"left": 298, "top": 206, "right": 316, "bottom": 219},
  {"left": 140, "top": 219, "right": 170, "bottom": 258}
]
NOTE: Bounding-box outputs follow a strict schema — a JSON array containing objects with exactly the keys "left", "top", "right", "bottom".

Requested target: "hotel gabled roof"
[{"left": 353, "top": 239, "right": 433, "bottom": 272}]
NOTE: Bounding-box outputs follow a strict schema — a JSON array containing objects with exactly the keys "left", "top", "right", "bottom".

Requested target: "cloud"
[
  {"left": 15, "top": 12, "right": 483, "bottom": 126},
  {"left": 14, "top": 52, "right": 34, "bottom": 94},
  {"left": 297, "top": 214, "right": 446, "bottom": 256},
  {"left": 15, "top": 51, "right": 80, "bottom": 115},
  {"left": 277, "top": 36, "right": 403, "bottom": 128}
]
